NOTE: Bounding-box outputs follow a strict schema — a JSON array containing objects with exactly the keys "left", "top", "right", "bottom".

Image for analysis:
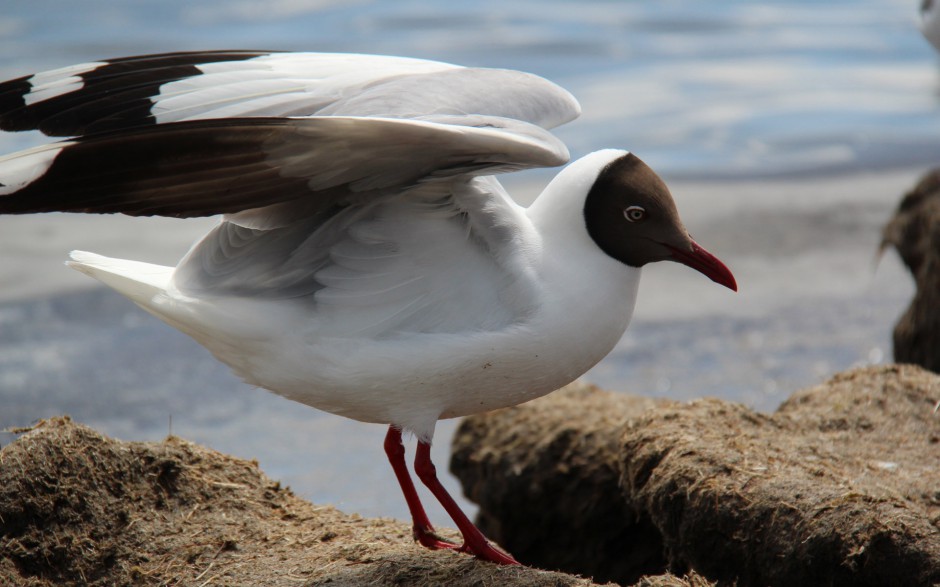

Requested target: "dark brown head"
[{"left": 583, "top": 153, "right": 737, "bottom": 291}]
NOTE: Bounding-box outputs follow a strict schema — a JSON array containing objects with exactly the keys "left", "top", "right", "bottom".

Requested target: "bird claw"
[
  {"left": 457, "top": 540, "right": 520, "bottom": 565},
  {"left": 413, "top": 524, "right": 519, "bottom": 565},
  {"left": 412, "top": 525, "right": 459, "bottom": 550}
]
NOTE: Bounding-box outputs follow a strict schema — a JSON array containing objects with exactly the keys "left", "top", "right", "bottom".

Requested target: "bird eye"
[{"left": 623, "top": 206, "right": 646, "bottom": 222}]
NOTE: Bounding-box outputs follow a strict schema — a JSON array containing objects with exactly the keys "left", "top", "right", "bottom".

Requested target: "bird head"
[{"left": 583, "top": 152, "right": 737, "bottom": 291}]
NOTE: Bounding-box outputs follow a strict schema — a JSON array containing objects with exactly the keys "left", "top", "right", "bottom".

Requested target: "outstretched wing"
[
  {"left": 0, "top": 51, "right": 579, "bottom": 220},
  {"left": 0, "top": 51, "right": 580, "bottom": 137},
  {"left": 0, "top": 51, "right": 275, "bottom": 135},
  {"left": 0, "top": 52, "right": 571, "bottom": 328},
  {"left": 0, "top": 114, "right": 567, "bottom": 217}
]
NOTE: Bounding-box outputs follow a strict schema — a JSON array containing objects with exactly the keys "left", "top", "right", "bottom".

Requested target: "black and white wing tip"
[{"left": 0, "top": 50, "right": 276, "bottom": 137}]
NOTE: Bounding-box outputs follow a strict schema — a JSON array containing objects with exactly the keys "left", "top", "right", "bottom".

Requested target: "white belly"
[
  {"left": 115, "top": 234, "right": 641, "bottom": 441},
  {"left": 186, "top": 269, "right": 639, "bottom": 441}
]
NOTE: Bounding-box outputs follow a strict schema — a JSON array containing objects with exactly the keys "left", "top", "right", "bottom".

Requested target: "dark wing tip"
[
  {"left": 0, "top": 50, "right": 276, "bottom": 137},
  {"left": 0, "top": 76, "right": 38, "bottom": 131}
]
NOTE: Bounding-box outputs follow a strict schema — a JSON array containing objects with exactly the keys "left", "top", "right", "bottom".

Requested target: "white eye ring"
[{"left": 624, "top": 205, "right": 646, "bottom": 222}]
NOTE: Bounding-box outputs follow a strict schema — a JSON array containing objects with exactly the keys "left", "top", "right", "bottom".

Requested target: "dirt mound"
[
  {"left": 0, "top": 416, "right": 710, "bottom": 586},
  {"left": 882, "top": 169, "right": 940, "bottom": 372},
  {"left": 451, "top": 365, "right": 940, "bottom": 587},
  {"left": 451, "top": 383, "right": 671, "bottom": 585}
]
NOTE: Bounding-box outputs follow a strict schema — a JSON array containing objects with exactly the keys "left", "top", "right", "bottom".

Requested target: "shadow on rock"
[{"left": 451, "top": 365, "right": 940, "bottom": 587}]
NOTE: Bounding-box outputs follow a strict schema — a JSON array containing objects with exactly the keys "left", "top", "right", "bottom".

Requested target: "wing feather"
[
  {"left": 0, "top": 51, "right": 275, "bottom": 135},
  {"left": 173, "top": 182, "right": 530, "bottom": 336},
  {"left": 0, "top": 52, "right": 559, "bottom": 336},
  {"left": 0, "top": 115, "right": 568, "bottom": 217},
  {"left": 0, "top": 52, "right": 579, "bottom": 137}
]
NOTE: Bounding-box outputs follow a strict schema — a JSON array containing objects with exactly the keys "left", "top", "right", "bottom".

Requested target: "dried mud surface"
[
  {"left": 0, "top": 416, "right": 705, "bottom": 587},
  {"left": 452, "top": 365, "right": 940, "bottom": 587}
]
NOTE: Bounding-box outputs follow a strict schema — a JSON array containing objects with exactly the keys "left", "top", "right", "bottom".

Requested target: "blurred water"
[
  {"left": 0, "top": 0, "right": 934, "bottom": 525},
  {"left": 0, "top": 0, "right": 937, "bottom": 176}
]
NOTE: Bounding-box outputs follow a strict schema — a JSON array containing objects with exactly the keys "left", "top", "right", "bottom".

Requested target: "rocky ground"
[
  {"left": 1, "top": 365, "right": 937, "bottom": 586},
  {"left": 0, "top": 416, "right": 708, "bottom": 587},
  {"left": 452, "top": 365, "right": 940, "bottom": 587}
]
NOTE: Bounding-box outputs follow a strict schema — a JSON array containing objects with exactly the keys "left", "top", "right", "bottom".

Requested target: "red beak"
[{"left": 667, "top": 240, "right": 738, "bottom": 291}]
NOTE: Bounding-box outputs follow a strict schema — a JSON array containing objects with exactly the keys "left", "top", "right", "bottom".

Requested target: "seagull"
[{"left": 0, "top": 51, "right": 736, "bottom": 565}]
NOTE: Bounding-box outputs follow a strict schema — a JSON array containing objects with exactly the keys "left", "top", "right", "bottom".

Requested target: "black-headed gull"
[{"left": 0, "top": 51, "right": 736, "bottom": 565}]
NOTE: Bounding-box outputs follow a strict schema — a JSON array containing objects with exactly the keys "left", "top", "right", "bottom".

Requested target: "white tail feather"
[{"left": 67, "top": 250, "right": 174, "bottom": 304}]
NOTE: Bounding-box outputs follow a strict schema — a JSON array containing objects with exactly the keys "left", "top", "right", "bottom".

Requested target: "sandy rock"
[
  {"left": 451, "top": 366, "right": 940, "bottom": 587},
  {"left": 882, "top": 169, "right": 940, "bottom": 372},
  {"left": 0, "top": 416, "right": 707, "bottom": 586},
  {"left": 0, "top": 417, "right": 614, "bottom": 587}
]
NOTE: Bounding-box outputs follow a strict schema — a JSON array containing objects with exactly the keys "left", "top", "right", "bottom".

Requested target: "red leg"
[
  {"left": 413, "top": 439, "right": 520, "bottom": 565},
  {"left": 383, "top": 425, "right": 457, "bottom": 550}
]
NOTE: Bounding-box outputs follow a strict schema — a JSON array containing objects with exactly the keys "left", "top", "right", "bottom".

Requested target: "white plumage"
[
  {"left": 0, "top": 52, "right": 735, "bottom": 565},
  {"left": 67, "top": 150, "right": 637, "bottom": 440}
]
